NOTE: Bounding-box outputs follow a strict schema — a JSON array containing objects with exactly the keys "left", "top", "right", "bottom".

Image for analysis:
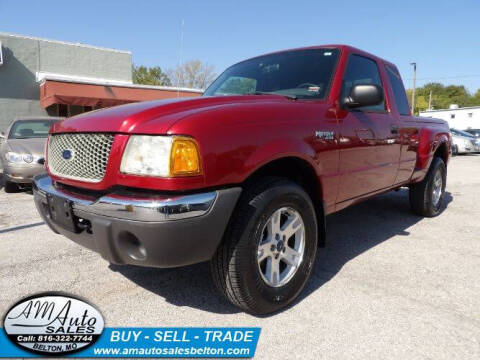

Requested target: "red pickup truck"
[{"left": 33, "top": 45, "right": 451, "bottom": 314}]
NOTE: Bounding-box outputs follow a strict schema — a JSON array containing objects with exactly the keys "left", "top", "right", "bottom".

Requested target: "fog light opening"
[
  {"left": 118, "top": 231, "right": 147, "bottom": 261},
  {"left": 77, "top": 218, "right": 92, "bottom": 234}
]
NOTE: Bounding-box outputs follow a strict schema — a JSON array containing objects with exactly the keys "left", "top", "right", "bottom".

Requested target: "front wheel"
[
  {"left": 4, "top": 181, "right": 19, "bottom": 193},
  {"left": 409, "top": 157, "right": 446, "bottom": 217},
  {"left": 210, "top": 178, "right": 318, "bottom": 315},
  {"left": 452, "top": 144, "right": 458, "bottom": 156}
]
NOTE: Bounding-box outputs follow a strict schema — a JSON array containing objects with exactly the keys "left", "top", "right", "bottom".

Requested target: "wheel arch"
[
  {"left": 433, "top": 140, "right": 449, "bottom": 165},
  {"left": 241, "top": 156, "right": 326, "bottom": 247}
]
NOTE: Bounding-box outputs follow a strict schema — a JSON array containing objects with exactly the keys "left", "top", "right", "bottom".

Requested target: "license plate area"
[{"left": 46, "top": 194, "right": 78, "bottom": 233}]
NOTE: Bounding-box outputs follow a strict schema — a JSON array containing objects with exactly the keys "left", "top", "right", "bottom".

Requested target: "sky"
[{"left": 1, "top": 0, "right": 480, "bottom": 92}]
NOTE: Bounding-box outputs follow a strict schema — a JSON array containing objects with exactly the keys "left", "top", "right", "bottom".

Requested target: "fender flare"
[{"left": 241, "top": 139, "right": 327, "bottom": 247}]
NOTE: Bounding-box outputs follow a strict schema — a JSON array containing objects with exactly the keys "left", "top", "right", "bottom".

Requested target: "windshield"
[
  {"left": 451, "top": 128, "right": 475, "bottom": 138},
  {"left": 8, "top": 120, "right": 58, "bottom": 139},
  {"left": 204, "top": 48, "right": 340, "bottom": 100},
  {"left": 465, "top": 129, "right": 480, "bottom": 138}
]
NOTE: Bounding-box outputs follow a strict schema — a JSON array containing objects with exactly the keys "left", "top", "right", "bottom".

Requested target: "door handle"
[{"left": 391, "top": 125, "right": 399, "bottom": 134}]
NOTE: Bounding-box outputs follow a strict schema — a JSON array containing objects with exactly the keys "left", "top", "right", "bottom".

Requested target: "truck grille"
[{"left": 47, "top": 133, "right": 115, "bottom": 183}]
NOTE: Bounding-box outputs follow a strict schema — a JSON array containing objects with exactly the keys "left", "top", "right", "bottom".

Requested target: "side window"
[
  {"left": 386, "top": 64, "right": 410, "bottom": 115},
  {"left": 342, "top": 54, "right": 385, "bottom": 112}
]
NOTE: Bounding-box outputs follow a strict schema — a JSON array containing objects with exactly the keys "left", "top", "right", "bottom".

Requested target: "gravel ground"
[{"left": 0, "top": 156, "right": 479, "bottom": 359}]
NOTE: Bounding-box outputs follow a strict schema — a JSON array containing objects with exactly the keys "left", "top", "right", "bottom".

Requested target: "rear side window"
[
  {"left": 386, "top": 64, "right": 410, "bottom": 115},
  {"left": 341, "top": 54, "right": 385, "bottom": 112}
]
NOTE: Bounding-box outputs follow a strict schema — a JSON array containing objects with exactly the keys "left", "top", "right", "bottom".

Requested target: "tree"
[
  {"left": 472, "top": 89, "right": 480, "bottom": 106},
  {"left": 132, "top": 65, "right": 171, "bottom": 86},
  {"left": 407, "top": 82, "right": 480, "bottom": 114},
  {"left": 168, "top": 60, "right": 216, "bottom": 89}
]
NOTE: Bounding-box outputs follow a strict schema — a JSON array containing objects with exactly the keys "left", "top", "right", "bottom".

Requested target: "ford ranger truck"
[{"left": 33, "top": 45, "right": 451, "bottom": 315}]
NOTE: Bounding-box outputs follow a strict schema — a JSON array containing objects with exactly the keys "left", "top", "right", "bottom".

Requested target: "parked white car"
[
  {"left": 464, "top": 128, "right": 480, "bottom": 152},
  {"left": 450, "top": 128, "right": 477, "bottom": 155}
]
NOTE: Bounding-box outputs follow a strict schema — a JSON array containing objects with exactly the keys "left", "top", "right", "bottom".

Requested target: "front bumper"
[
  {"left": 3, "top": 163, "right": 46, "bottom": 184},
  {"left": 33, "top": 175, "right": 241, "bottom": 268}
]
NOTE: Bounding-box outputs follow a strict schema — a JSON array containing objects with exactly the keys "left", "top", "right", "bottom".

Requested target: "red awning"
[{"left": 40, "top": 80, "right": 202, "bottom": 109}]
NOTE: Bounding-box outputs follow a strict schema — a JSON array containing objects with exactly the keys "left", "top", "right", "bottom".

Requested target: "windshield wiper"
[{"left": 252, "top": 91, "right": 298, "bottom": 100}]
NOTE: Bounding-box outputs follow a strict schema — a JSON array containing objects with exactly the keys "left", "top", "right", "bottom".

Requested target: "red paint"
[{"left": 48, "top": 45, "right": 451, "bottom": 214}]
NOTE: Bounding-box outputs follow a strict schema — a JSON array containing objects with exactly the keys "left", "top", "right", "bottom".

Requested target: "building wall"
[
  {"left": 38, "top": 40, "right": 132, "bottom": 81},
  {"left": 419, "top": 107, "right": 480, "bottom": 130},
  {"left": 0, "top": 33, "right": 132, "bottom": 132}
]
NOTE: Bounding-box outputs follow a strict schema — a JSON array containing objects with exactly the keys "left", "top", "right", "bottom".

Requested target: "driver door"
[{"left": 336, "top": 54, "right": 401, "bottom": 202}]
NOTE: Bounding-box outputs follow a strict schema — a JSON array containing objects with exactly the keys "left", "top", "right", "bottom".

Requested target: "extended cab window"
[
  {"left": 204, "top": 48, "right": 340, "bottom": 100},
  {"left": 341, "top": 54, "right": 386, "bottom": 112},
  {"left": 386, "top": 64, "right": 410, "bottom": 115}
]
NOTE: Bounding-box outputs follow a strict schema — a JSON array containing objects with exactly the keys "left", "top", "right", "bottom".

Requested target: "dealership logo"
[
  {"left": 62, "top": 149, "right": 75, "bottom": 160},
  {"left": 3, "top": 292, "right": 104, "bottom": 355}
]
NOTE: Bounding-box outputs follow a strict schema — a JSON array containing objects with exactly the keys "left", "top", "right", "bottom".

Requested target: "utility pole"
[
  {"left": 410, "top": 62, "right": 417, "bottom": 114},
  {"left": 428, "top": 90, "right": 432, "bottom": 110}
]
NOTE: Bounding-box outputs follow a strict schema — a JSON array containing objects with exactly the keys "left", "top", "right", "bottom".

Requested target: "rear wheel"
[
  {"left": 210, "top": 178, "right": 318, "bottom": 315},
  {"left": 409, "top": 157, "right": 446, "bottom": 217}
]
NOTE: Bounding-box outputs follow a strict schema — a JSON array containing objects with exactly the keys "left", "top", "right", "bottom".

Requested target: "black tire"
[
  {"left": 211, "top": 177, "right": 318, "bottom": 315},
  {"left": 4, "top": 181, "right": 19, "bottom": 193},
  {"left": 409, "top": 157, "right": 446, "bottom": 217},
  {"left": 452, "top": 145, "right": 458, "bottom": 156}
]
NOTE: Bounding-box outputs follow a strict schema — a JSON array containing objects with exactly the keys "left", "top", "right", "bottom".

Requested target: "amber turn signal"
[{"left": 169, "top": 137, "right": 201, "bottom": 176}]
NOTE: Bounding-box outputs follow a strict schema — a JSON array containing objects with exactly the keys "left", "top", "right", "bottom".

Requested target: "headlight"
[
  {"left": 5, "top": 152, "right": 23, "bottom": 163},
  {"left": 120, "top": 136, "right": 201, "bottom": 177},
  {"left": 23, "top": 154, "right": 33, "bottom": 163}
]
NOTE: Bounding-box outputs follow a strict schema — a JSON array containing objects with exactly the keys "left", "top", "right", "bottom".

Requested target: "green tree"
[
  {"left": 407, "top": 83, "right": 480, "bottom": 114},
  {"left": 132, "top": 65, "right": 171, "bottom": 86},
  {"left": 472, "top": 89, "right": 480, "bottom": 106},
  {"left": 406, "top": 90, "right": 427, "bottom": 115}
]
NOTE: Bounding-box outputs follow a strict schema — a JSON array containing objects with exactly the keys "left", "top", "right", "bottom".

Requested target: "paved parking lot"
[{"left": 1, "top": 156, "right": 479, "bottom": 359}]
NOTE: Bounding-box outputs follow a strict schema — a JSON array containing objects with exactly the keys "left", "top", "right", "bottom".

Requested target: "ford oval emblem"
[{"left": 62, "top": 149, "right": 74, "bottom": 160}]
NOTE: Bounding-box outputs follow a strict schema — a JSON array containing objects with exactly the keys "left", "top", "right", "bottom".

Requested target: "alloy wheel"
[{"left": 257, "top": 207, "right": 305, "bottom": 287}]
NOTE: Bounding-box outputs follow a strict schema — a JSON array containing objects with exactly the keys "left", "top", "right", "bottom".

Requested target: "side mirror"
[
  {"left": 0, "top": 131, "right": 5, "bottom": 140},
  {"left": 343, "top": 84, "right": 383, "bottom": 109}
]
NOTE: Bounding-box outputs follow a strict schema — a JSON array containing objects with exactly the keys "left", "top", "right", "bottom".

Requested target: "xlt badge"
[{"left": 315, "top": 131, "right": 335, "bottom": 140}]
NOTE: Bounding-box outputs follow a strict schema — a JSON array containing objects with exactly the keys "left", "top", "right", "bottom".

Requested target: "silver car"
[
  {"left": 464, "top": 128, "right": 480, "bottom": 152},
  {"left": 0, "top": 117, "right": 62, "bottom": 192},
  {"left": 450, "top": 128, "right": 477, "bottom": 155}
]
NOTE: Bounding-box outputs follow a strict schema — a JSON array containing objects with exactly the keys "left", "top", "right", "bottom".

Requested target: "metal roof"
[
  {"left": 420, "top": 106, "right": 480, "bottom": 113},
  {"left": 37, "top": 72, "right": 204, "bottom": 93}
]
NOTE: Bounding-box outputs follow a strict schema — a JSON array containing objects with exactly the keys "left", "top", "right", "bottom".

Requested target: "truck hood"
[{"left": 51, "top": 95, "right": 297, "bottom": 134}]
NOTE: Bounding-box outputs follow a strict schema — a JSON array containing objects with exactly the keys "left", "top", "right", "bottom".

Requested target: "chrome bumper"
[{"left": 33, "top": 174, "right": 216, "bottom": 222}]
